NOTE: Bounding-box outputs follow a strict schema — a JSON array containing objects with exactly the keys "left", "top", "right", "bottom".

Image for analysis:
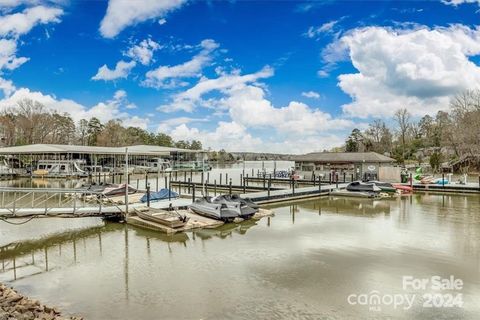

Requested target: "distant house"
[{"left": 293, "top": 152, "right": 398, "bottom": 182}]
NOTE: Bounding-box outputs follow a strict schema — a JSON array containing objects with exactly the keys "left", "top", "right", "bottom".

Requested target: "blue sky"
[{"left": 1, "top": 0, "right": 480, "bottom": 153}]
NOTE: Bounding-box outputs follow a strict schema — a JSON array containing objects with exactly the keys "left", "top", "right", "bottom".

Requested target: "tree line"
[
  {"left": 0, "top": 99, "right": 202, "bottom": 150},
  {"left": 344, "top": 89, "right": 480, "bottom": 172}
]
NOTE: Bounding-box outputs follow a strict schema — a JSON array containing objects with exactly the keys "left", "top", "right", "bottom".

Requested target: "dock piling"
[
  {"left": 229, "top": 179, "right": 232, "bottom": 195},
  {"left": 146, "top": 184, "right": 151, "bottom": 207}
]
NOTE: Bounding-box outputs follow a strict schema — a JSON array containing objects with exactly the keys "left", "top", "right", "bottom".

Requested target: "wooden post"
[
  {"left": 409, "top": 173, "right": 413, "bottom": 188},
  {"left": 243, "top": 177, "right": 246, "bottom": 193},
  {"left": 146, "top": 184, "right": 151, "bottom": 207},
  {"left": 184, "top": 171, "right": 187, "bottom": 182},
  {"left": 226, "top": 173, "right": 228, "bottom": 184},
  {"left": 336, "top": 173, "right": 339, "bottom": 189},
  {"left": 164, "top": 176, "right": 168, "bottom": 190},
  {"left": 188, "top": 178, "right": 191, "bottom": 194},
  {"left": 442, "top": 173, "right": 445, "bottom": 188},
  {"left": 192, "top": 183, "right": 196, "bottom": 202},
  {"left": 156, "top": 175, "right": 159, "bottom": 192},
  {"left": 145, "top": 173, "right": 148, "bottom": 189},
  {"left": 214, "top": 179, "right": 217, "bottom": 196},
  {"left": 268, "top": 178, "right": 271, "bottom": 198},
  {"left": 343, "top": 172, "right": 346, "bottom": 183},
  {"left": 229, "top": 179, "right": 232, "bottom": 195},
  {"left": 292, "top": 177, "right": 295, "bottom": 195},
  {"left": 220, "top": 173, "right": 223, "bottom": 186},
  {"left": 190, "top": 170, "right": 193, "bottom": 183},
  {"left": 318, "top": 176, "right": 321, "bottom": 192}
]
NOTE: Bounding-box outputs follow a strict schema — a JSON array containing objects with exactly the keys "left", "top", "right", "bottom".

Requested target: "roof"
[
  {"left": 293, "top": 152, "right": 395, "bottom": 163},
  {"left": 0, "top": 144, "right": 204, "bottom": 155}
]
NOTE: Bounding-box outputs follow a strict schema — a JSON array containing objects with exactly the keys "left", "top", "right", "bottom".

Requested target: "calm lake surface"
[{"left": 1, "top": 193, "right": 480, "bottom": 319}]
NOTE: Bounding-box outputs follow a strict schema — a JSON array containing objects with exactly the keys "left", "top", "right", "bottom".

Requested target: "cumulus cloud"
[
  {"left": 0, "top": 5, "right": 63, "bottom": 38},
  {"left": 0, "top": 88, "right": 148, "bottom": 128},
  {"left": 159, "top": 65, "right": 355, "bottom": 151},
  {"left": 0, "top": 39, "right": 28, "bottom": 72},
  {"left": 91, "top": 60, "right": 136, "bottom": 81},
  {"left": 99, "top": 0, "right": 186, "bottom": 38},
  {"left": 157, "top": 116, "right": 207, "bottom": 133},
  {"left": 0, "top": 77, "right": 15, "bottom": 96},
  {"left": 125, "top": 38, "right": 161, "bottom": 65},
  {"left": 301, "top": 91, "right": 321, "bottom": 99},
  {"left": 170, "top": 122, "right": 263, "bottom": 152},
  {"left": 322, "top": 24, "right": 480, "bottom": 117},
  {"left": 143, "top": 39, "right": 219, "bottom": 89},
  {"left": 159, "top": 66, "right": 274, "bottom": 112}
]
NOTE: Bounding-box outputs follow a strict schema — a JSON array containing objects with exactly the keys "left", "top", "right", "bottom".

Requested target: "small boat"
[
  {"left": 140, "top": 189, "right": 179, "bottom": 203},
  {"left": 134, "top": 207, "right": 189, "bottom": 228},
  {"left": 212, "top": 194, "right": 258, "bottom": 219},
  {"left": 392, "top": 184, "right": 413, "bottom": 193},
  {"left": 189, "top": 196, "right": 240, "bottom": 222},
  {"left": 369, "top": 181, "right": 397, "bottom": 193},
  {"left": 346, "top": 181, "right": 381, "bottom": 193},
  {"left": 102, "top": 183, "right": 137, "bottom": 197}
]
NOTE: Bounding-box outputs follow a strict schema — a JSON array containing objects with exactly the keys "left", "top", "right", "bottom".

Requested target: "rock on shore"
[{"left": 0, "top": 283, "right": 83, "bottom": 320}]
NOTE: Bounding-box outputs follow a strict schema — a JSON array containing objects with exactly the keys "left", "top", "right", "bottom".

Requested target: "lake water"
[{"left": 1, "top": 193, "right": 480, "bottom": 319}]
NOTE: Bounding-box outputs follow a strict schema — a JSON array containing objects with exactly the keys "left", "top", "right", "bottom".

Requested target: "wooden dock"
[{"left": 127, "top": 208, "right": 275, "bottom": 234}]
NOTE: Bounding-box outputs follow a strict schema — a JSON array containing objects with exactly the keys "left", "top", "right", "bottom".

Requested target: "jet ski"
[
  {"left": 346, "top": 181, "right": 382, "bottom": 193},
  {"left": 213, "top": 194, "right": 258, "bottom": 219},
  {"left": 189, "top": 196, "right": 240, "bottom": 222},
  {"left": 368, "top": 181, "right": 397, "bottom": 193}
]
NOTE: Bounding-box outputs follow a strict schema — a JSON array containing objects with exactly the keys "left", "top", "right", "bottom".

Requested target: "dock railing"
[{"left": 0, "top": 187, "right": 125, "bottom": 217}]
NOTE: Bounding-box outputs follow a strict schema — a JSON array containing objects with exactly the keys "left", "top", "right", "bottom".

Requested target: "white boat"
[
  {"left": 133, "top": 158, "right": 171, "bottom": 173},
  {"left": 32, "top": 159, "right": 87, "bottom": 177}
]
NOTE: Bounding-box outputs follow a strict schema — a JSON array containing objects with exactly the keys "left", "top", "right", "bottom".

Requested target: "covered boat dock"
[{"left": 0, "top": 144, "right": 205, "bottom": 177}]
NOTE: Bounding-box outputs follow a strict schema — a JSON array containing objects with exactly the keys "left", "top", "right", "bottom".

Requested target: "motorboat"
[
  {"left": 212, "top": 194, "right": 258, "bottom": 219},
  {"left": 101, "top": 183, "right": 137, "bottom": 197},
  {"left": 368, "top": 181, "right": 397, "bottom": 193},
  {"left": 140, "top": 189, "right": 179, "bottom": 202},
  {"left": 134, "top": 207, "right": 189, "bottom": 228},
  {"left": 346, "top": 181, "right": 382, "bottom": 193},
  {"left": 189, "top": 196, "right": 240, "bottom": 222}
]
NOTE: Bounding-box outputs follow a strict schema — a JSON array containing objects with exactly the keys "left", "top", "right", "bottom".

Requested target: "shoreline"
[{"left": 0, "top": 283, "right": 83, "bottom": 320}]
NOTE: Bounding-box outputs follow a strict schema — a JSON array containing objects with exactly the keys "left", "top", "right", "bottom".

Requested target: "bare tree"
[{"left": 394, "top": 108, "right": 411, "bottom": 162}]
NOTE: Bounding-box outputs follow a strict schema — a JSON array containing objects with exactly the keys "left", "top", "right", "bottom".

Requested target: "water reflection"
[{"left": 0, "top": 193, "right": 479, "bottom": 319}]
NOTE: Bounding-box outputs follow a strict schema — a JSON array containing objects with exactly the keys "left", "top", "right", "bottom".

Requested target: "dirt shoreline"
[{"left": 0, "top": 283, "right": 83, "bottom": 320}]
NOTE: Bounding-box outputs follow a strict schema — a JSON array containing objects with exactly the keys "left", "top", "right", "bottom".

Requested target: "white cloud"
[
  {"left": 158, "top": 18, "right": 167, "bottom": 25},
  {"left": 301, "top": 91, "right": 321, "bottom": 99},
  {"left": 442, "top": 0, "right": 480, "bottom": 6},
  {"left": 0, "top": 5, "right": 63, "bottom": 38},
  {"left": 0, "top": 77, "right": 15, "bottom": 96},
  {"left": 170, "top": 122, "right": 263, "bottom": 152},
  {"left": 99, "top": 0, "right": 186, "bottom": 38},
  {"left": 159, "top": 66, "right": 274, "bottom": 112},
  {"left": 144, "top": 39, "right": 219, "bottom": 89},
  {"left": 0, "top": 87, "right": 148, "bottom": 129},
  {"left": 323, "top": 24, "right": 480, "bottom": 118},
  {"left": 91, "top": 60, "right": 136, "bottom": 81},
  {"left": 0, "top": 38, "right": 29, "bottom": 72},
  {"left": 125, "top": 38, "right": 161, "bottom": 65},
  {"left": 157, "top": 116, "right": 207, "bottom": 133},
  {"left": 159, "top": 65, "right": 356, "bottom": 152},
  {"left": 305, "top": 20, "right": 340, "bottom": 38}
]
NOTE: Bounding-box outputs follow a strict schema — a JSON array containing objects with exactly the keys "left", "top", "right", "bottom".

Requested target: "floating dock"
[{"left": 127, "top": 208, "right": 274, "bottom": 234}]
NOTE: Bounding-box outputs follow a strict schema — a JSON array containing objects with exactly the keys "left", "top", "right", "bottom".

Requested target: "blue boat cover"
[{"left": 140, "top": 189, "right": 179, "bottom": 202}]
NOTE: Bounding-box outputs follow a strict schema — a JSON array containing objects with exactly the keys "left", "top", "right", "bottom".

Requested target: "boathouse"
[
  {"left": 0, "top": 144, "right": 205, "bottom": 177},
  {"left": 293, "top": 152, "right": 398, "bottom": 182}
]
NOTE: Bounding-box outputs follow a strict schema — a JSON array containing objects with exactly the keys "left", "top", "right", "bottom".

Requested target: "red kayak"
[{"left": 393, "top": 184, "right": 413, "bottom": 193}]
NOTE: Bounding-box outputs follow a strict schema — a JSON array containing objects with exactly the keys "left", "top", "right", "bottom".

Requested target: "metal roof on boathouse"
[
  {"left": 293, "top": 152, "right": 395, "bottom": 163},
  {"left": 0, "top": 144, "right": 202, "bottom": 155}
]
